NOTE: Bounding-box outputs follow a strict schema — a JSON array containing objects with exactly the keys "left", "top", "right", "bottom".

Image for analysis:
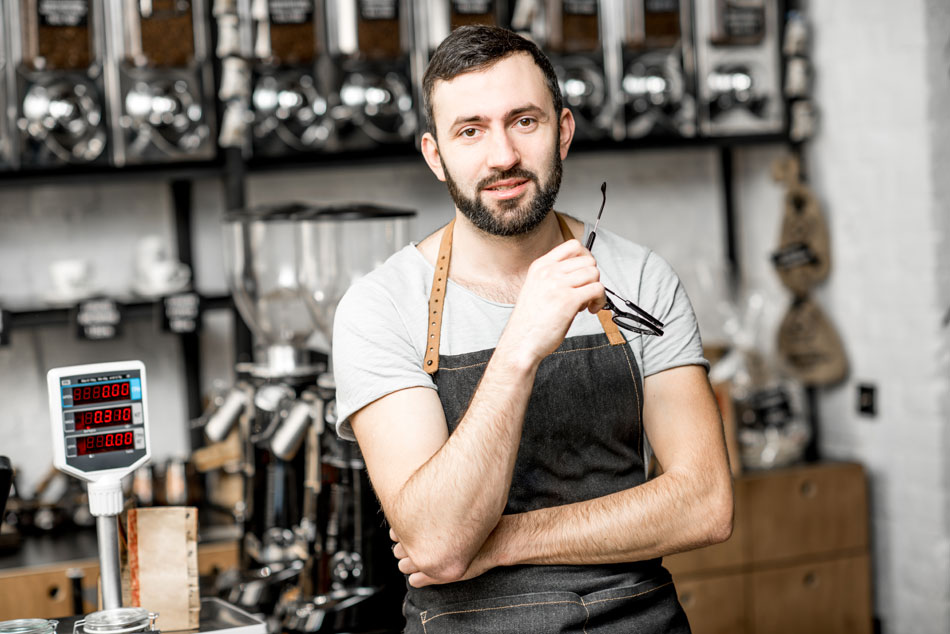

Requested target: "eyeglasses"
[{"left": 587, "top": 182, "right": 665, "bottom": 337}]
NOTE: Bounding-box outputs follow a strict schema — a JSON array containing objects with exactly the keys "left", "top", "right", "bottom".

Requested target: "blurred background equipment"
[
  {"left": 618, "top": 0, "right": 697, "bottom": 139},
  {"left": 8, "top": 0, "right": 110, "bottom": 167},
  {"left": 208, "top": 202, "right": 412, "bottom": 632},
  {"left": 105, "top": 0, "right": 217, "bottom": 166},
  {"left": 513, "top": 0, "right": 619, "bottom": 142},
  {"left": 248, "top": 0, "right": 334, "bottom": 156},
  {"left": 324, "top": 0, "right": 417, "bottom": 149},
  {"left": 693, "top": 0, "right": 783, "bottom": 136}
]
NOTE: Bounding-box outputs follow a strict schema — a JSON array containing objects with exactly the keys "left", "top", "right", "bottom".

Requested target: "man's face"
[{"left": 423, "top": 53, "right": 571, "bottom": 237}]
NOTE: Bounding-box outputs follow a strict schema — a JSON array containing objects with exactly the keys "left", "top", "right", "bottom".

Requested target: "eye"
[
  {"left": 460, "top": 127, "right": 478, "bottom": 138},
  {"left": 516, "top": 117, "right": 536, "bottom": 128}
]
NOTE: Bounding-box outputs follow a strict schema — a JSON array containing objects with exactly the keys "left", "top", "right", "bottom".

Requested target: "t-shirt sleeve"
[
  {"left": 332, "top": 277, "right": 436, "bottom": 440},
  {"left": 638, "top": 251, "right": 709, "bottom": 377}
]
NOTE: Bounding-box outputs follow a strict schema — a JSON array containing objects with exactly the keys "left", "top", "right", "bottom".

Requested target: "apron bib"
[{"left": 403, "top": 214, "right": 690, "bottom": 633}]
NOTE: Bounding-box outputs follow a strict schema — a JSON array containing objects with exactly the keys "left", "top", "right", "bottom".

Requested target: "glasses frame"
[{"left": 587, "top": 182, "right": 665, "bottom": 337}]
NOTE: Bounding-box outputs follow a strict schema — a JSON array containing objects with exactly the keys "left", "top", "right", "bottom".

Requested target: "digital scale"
[{"left": 5, "top": 361, "right": 268, "bottom": 634}]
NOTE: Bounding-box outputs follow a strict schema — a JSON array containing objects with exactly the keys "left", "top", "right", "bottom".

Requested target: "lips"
[{"left": 482, "top": 178, "right": 531, "bottom": 200}]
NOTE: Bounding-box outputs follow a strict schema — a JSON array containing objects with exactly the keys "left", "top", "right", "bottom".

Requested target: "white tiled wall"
[{"left": 1, "top": 1, "right": 949, "bottom": 631}]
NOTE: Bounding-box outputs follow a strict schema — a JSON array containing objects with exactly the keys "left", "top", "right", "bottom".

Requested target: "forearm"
[
  {"left": 480, "top": 466, "right": 733, "bottom": 570},
  {"left": 391, "top": 347, "right": 538, "bottom": 578}
]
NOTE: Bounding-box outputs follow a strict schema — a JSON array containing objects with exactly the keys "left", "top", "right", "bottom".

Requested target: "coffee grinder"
[
  {"left": 104, "top": 0, "right": 216, "bottom": 165},
  {"left": 324, "top": 0, "right": 417, "bottom": 149},
  {"left": 692, "top": 0, "right": 783, "bottom": 136},
  {"left": 410, "top": 0, "right": 507, "bottom": 140},
  {"left": 618, "top": 0, "right": 697, "bottom": 139},
  {"left": 514, "top": 0, "right": 622, "bottom": 142},
  {"left": 207, "top": 202, "right": 413, "bottom": 632},
  {"left": 7, "top": 0, "right": 110, "bottom": 167},
  {"left": 247, "top": 0, "right": 335, "bottom": 156}
]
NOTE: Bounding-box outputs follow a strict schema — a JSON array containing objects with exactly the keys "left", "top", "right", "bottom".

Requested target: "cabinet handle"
[
  {"left": 803, "top": 571, "right": 819, "bottom": 588},
  {"left": 800, "top": 480, "right": 817, "bottom": 498}
]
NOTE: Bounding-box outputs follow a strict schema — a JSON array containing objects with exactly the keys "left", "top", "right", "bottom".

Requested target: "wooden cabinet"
[
  {"left": 0, "top": 540, "right": 238, "bottom": 621},
  {"left": 666, "top": 462, "right": 873, "bottom": 634}
]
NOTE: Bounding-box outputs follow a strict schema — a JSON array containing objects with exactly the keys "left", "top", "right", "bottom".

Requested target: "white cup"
[
  {"left": 49, "top": 259, "right": 92, "bottom": 296},
  {"left": 134, "top": 236, "right": 191, "bottom": 294}
]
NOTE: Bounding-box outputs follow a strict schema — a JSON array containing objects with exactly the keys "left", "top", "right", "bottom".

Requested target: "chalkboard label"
[
  {"left": 162, "top": 292, "right": 201, "bottom": 334},
  {"left": 76, "top": 298, "right": 122, "bottom": 340}
]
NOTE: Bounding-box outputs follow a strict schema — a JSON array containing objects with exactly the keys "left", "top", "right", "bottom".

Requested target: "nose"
[{"left": 485, "top": 128, "right": 520, "bottom": 172}]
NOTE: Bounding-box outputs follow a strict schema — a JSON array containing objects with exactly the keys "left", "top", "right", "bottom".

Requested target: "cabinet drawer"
[
  {"left": 675, "top": 573, "right": 748, "bottom": 634},
  {"left": 750, "top": 554, "right": 872, "bottom": 634},
  {"left": 746, "top": 462, "right": 867, "bottom": 563},
  {"left": 0, "top": 562, "right": 97, "bottom": 620}
]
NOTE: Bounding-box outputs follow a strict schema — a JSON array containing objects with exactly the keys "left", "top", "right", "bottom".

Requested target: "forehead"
[{"left": 430, "top": 52, "right": 552, "bottom": 130}]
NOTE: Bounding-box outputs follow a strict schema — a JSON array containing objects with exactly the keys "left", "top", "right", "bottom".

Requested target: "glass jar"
[
  {"left": 0, "top": 620, "right": 58, "bottom": 634},
  {"left": 74, "top": 608, "right": 157, "bottom": 634}
]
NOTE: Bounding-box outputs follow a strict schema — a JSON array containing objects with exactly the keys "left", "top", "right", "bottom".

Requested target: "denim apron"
[{"left": 403, "top": 214, "right": 691, "bottom": 633}]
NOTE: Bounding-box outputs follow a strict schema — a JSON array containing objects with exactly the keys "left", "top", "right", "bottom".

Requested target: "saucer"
[
  {"left": 43, "top": 285, "right": 100, "bottom": 306},
  {"left": 131, "top": 276, "right": 191, "bottom": 299}
]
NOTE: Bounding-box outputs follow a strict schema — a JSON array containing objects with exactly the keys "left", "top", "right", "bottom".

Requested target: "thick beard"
[{"left": 442, "top": 142, "right": 563, "bottom": 238}]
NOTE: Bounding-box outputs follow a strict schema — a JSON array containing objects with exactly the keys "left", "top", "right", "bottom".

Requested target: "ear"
[
  {"left": 420, "top": 132, "right": 446, "bottom": 182},
  {"left": 558, "top": 107, "right": 575, "bottom": 160}
]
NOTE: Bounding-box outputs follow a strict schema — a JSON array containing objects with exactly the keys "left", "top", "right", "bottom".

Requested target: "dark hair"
[{"left": 422, "top": 25, "right": 563, "bottom": 137}]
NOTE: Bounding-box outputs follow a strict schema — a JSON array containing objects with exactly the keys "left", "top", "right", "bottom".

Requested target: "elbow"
[
  {"left": 404, "top": 541, "right": 472, "bottom": 583},
  {"left": 705, "top": 483, "right": 735, "bottom": 545}
]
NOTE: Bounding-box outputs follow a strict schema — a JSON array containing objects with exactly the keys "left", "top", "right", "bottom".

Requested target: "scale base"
[{"left": 54, "top": 598, "right": 265, "bottom": 634}]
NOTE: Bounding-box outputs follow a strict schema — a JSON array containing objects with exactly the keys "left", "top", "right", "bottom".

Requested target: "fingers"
[
  {"left": 398, "top": 554, "right": 420, "bottom": 575},
  {"left": 389, "top": 528, "right": 399, "bottom": 542},
  {"left": 408, "top": 572, "right": 437, "bottom": 588}
]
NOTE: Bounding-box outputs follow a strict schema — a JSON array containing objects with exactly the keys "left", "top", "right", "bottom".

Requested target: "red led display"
[
  {"left": 72, "top": 381, "right": 131, "bottom": 406},
  {"left": 77, "top": 431, "right": 136, "bottom": 455},
  {"left": 74, "top": 406, "right": 133, "bottom": 431}
]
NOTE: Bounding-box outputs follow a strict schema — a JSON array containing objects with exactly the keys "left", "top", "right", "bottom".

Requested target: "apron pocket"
[
  {"left": 580, "top": 573, "right": 691, "bottom": 634},
  {"left": 419, "top": 590, "right": 588, "bottom": 634}
]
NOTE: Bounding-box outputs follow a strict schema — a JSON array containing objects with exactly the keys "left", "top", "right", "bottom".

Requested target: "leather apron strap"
[{"left": 423, "top": 213, "right": 625, "bottom": 375}]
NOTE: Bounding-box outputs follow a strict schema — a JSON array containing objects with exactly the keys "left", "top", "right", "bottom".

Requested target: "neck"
[{"left": 450, "top": 209, "right": 564, "bottom": 284}]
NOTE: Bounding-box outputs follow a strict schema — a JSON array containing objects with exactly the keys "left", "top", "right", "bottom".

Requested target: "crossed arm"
[{"left": 348, "top": 241, "right": 734, "bottom": 586}]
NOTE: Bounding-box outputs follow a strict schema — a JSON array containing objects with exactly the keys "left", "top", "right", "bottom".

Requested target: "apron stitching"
[
  {"left": 420, "top": 599, "right": 585, "bottom": 624},
  {"left": 581, "top": 580, "right": 674, "bottom": 606},
  {"left": 437, "top": 343, "right": 613, "bottom": 372},
  {"left": 619, "top": 343, "right": 643, "bottom": 457},
  {"left": 420, "top": 611, "right": 429, "bottom": 634},
  {"left": 581, "top": 600, "right": 591, "bottom": 634}
]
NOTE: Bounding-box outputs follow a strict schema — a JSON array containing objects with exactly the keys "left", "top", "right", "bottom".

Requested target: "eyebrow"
[{"left": 449, "top": 104, "right": 548, "bottom": 133}]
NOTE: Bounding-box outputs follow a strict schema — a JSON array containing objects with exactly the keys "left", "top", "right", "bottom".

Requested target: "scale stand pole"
[{"left": 89, "top": 479, "right": 126, "bottom": 610}]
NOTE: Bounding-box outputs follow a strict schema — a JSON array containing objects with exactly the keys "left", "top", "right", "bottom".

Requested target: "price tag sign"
[
  {"left": 162, "top": 292, "right": 201, "bottom": 334},
  {"left": 0, "top": 308, "right": 10, "bottom": 347},
  {"left": 75, "top": 298, "right": 123, "bottom": 340}
]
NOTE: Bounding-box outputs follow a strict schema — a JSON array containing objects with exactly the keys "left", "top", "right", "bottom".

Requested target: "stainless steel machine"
[
  {"left": 514, "top": 0, "right": 622, "bottom": 142},
  {"left": 324, "top": 0, "right": 417, "bottom": 149},
  {"left": 6, "top": 0, "right": 110, "bottom": 167},
  {"left": 692, "top": 0, "right": 784, "bottom": 136},
  {"left": 618, "top": 0, "right": 697, "bottom": 139},
  {"left": 248, "top": 0, "right": 334, "bottom": 156},
  {"left": 104, "top": 0, "right": 216, "bottom": 165},
  {"left": 204, "top": 202, "right": 413, "bottom": 632}
]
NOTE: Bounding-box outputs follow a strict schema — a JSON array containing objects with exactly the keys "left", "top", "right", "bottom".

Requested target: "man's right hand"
[{"left": 498, "top": 238, "right": 606, "bottom": 368}]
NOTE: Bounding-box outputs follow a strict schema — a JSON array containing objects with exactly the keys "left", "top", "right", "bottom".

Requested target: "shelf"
[
  {"left": 4, "top": 293, "right": 232, "bottom": 330},
  {"left": 0, "top": 133, "right": 789, "bottom": 187}
]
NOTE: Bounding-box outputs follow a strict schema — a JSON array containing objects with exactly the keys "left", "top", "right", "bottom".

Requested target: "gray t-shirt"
[{"left": 332, "top": 221, "right": 708, "bottom": 440}]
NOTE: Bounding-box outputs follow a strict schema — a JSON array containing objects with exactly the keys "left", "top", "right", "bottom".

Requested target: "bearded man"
[{"left": 332, "top": 25, "right": 733, "bottom": 633}]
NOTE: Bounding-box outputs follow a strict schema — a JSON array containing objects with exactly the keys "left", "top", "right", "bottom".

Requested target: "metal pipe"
[{"left": 96, "top": 515, "right": 123, "bottom": 610}]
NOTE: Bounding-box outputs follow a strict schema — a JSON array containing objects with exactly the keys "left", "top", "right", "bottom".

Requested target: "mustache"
[{"left": 478, "top": 167, "right": 539, "bottom": 191}]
